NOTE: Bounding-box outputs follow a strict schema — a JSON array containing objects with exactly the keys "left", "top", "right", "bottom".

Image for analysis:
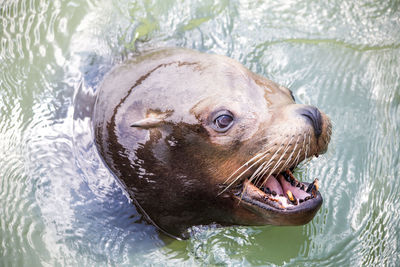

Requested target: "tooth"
[
  {"left": 306, "top": 183, "right": 313, "bottom": 193},
  {"left": 306, "top": 179, "right": 319, "bottom": 193},
  {"left": 286, "top": 190, "right": 294, "bottom": 201},
  {"left": 314, "top": 179, "right": 319, "bottom": 191},
  {"left": 286, "top": 190, "right": 298, "bottom": 205},
  {"left": 271, "top": 191, "right": 277, "bottom": 196},
  {"left": 268, "top": 197, "right": 285, "bottom": 208}
]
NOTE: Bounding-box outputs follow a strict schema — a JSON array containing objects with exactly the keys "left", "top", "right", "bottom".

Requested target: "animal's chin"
[{"left": 232, "top": 169, "right": 323, "bottom": 226}]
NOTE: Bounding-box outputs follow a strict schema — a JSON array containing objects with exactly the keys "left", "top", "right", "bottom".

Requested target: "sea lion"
[{"left": 93, "top": 48, "right": 332, "bottom": 239}]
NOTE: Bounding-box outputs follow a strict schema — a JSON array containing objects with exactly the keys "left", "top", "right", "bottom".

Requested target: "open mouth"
[{"left": 233, "top": 169, "right": 323, "bottom": 225}]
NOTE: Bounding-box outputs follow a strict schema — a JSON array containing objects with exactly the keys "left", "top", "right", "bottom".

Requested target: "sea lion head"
[{"left": 93, "top": 48, "right": 332, "bottom": 239}]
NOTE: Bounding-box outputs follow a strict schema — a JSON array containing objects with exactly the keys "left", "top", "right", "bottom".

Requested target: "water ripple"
[{"left": 1, "top": 0, "right": 400, "bottom": 265}]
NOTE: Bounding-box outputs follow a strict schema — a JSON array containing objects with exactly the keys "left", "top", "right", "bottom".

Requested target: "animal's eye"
[
  {"left": 212, "top": 112, "right": 234, "bottom": 132},
  {"left": 215, "top": 115, "right": 233, "bottom": 128}
]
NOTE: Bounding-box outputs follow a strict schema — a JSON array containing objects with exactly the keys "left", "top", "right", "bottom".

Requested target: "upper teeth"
[{"left": 286, "top": 190, "right": 294, "bottom": 201}]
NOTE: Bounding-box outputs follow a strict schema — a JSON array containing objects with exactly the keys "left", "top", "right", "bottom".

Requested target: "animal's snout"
[{"left": 298, "top": 106, "right": 323, "bottom": 138}]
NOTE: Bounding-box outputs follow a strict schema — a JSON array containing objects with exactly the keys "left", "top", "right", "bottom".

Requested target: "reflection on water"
[{"left": 1, "top": 0, "right": 399, "bottom": 265}]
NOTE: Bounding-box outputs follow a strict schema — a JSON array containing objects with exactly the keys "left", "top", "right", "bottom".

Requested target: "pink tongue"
[
  {"left": 277, "top": 174, "right": 310, "bottom": 200},
  {"left": 262, "top": 175, "right": 283, "bottom": 195}
]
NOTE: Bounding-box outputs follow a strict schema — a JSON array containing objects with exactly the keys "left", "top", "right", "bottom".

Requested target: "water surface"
[{"left": 1, "top": 0, "right": 399, "bottom": 266}]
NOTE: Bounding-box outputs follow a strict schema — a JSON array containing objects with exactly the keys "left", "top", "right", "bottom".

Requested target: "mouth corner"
[{"left": 232, "top": 169, "right": 323, "bottom": 226}]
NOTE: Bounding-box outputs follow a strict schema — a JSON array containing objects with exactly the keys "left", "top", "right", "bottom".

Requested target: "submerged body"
[{"left": 93, "top": 48, "right": 331, "bottom": 238}]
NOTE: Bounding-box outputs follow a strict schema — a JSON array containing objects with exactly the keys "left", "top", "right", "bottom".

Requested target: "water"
[{"left": 1, "top": 0, "right": 399, "bottom": 266}]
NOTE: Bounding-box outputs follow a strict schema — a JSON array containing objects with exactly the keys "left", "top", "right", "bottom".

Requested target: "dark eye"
[
  {"left": 212, "top": 111, "right": 234, "bottom": 132},
  {"left": 215, "top": 115, "right": 233, "bottom": 128}
]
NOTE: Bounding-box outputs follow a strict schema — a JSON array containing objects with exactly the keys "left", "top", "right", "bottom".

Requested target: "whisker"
[
  {"left": 219, "top": 137, "right": 282, "bottom": 194},
  {"left": 253, "top": 137, "right": 296, "bottom": 187},
  {"left": 252, "top": 152, "right": 279, "bottom": 186},
  {"left": 248, "top": 161, "right": 268, "bottom": 183},
  {"left": 222, "top": 152, "right": 264, "bottom": 184},
  {"left": 260, "top": 140, "right": 293, "bottom": 186},
  {"left": 274, "top": 135, "right": 296, "bottom": 176},
  {"left": 250, "top": 139, "right": 290, "bottom": 186},
  {"left": 292, "top": 139, "right": 303, "bottom": 170},
  {"left": 219, "top": 135, "right": 285, "bottom": 195},
  {"left": 222, "top": 135, "right": 281, "bottom": 184},
  {"left": 255, "top": 159, "right": 279, "bottom": 186},
  {"left": 290, "top": 135, "right": 302, "bottom": 167},
  {"left": 301, "top": 131, "right": 313, "bottom": 172},
  {"left": 304, "top": 132, "right": 309, "bottom": 161},
  {"left": 218, "top": 152, "right": 270, "bottom": 195}
]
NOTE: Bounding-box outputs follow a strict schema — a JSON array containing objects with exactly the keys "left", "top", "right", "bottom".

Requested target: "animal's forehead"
[
  {"left": 133, "top": 58, "right": 261, "bottom": 100},
  {"left": 113, "top": 50, "right": 293, "bottom": 124}
]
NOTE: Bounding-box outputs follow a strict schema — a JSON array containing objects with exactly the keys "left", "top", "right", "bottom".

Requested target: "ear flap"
[{"left": 130, "top": 114, "right": 166, "bottom": 129}]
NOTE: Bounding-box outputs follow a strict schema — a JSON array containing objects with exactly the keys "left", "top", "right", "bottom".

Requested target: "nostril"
[{"left": 298, "top": 106, "right": 323, "bottom": 138}]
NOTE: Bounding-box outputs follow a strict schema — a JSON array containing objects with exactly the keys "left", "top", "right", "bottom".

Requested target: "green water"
[{"left": 1, "top": 0, "right": 399, "bottom": 266}]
